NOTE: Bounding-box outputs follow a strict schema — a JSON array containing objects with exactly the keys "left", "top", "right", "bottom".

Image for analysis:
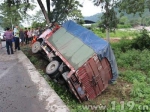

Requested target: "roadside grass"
[
  {"left": 21, "top": 34, "right": 150, "bottom": 112},
  {"left": 109, "top": 38, "right": 150, "bottom": 112},
  {"left": 92, "top": 28, "right": 139, "bottom": 38}
]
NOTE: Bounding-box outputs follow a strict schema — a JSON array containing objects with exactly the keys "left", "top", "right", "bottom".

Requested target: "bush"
[
  {"left": 131, "top": 29, "right": 150, "bottom": 50},
  {"left": 111, "top": 37, "right": 132, "bottom": 52}
]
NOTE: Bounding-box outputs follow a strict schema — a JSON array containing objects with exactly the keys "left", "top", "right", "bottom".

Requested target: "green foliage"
[
  {"left": 117, "top": 24, "right": 131, "bottom": 28},
  {"left": 30, "top": 56, "right": 39, "bottom": 64},
  {"left": 48, "top": 81, "right": 90, "bottom": 112},
  {"left": 5, "top": 0, "right": 31, "bottom": 12},
  {"left": 49, "top": 0, "right": 83, "bottom": 23},
  {"left": 76, "top": 19, "right": 85, "bottom": 25},
  {"left": 0, "top": 1, "right": 34, "bottom": 28},
  {"left": 111, "top": 39, "right": 150, "bottom": 112},
  {"left": 118, "top": 0, "right": 149, "bottom": 14},
  {"left": 113, "top": 44, "right": 150, "bottom": 74},
  {"left": 129, "top": 19, "right": 141, "bottom": 27},
  {"left": 120, "top": 70, "right": 146, "bottom": 83},
  {"left": 93, "top": 0, "right": 119, "bottom": 31},
  {"left": 119, "top": 17, "right": 129, "bottom": 24},
  {"left": 31, "top": 21, "right": 46, "bottom": 29},
  {"left": 130, "top": 79, "right": 145, "bottom": 98},
  {"left": 119, "top": 9, "right": 150, "bottom": 26},
  {"left": 92, "top": 28, "right": 138, "bottom": 39},
  {"left": 131, "top": 29, "right": 150, "bottom": 50},
  {"left": 110, "top": 29, "right": 150, "bottom": 51}
]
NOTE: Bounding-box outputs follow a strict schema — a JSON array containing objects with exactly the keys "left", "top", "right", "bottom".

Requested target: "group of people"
[{"left": 2, "top": 25, "right": 42, "bottom": 55}]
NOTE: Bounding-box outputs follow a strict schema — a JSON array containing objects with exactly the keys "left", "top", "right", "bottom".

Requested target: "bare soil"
[
  {"left": 104, "top": 38, "right": 121, "bottom": 43},
  {"left": 84, "top": 77, "right": 132, "bottom": 107}
]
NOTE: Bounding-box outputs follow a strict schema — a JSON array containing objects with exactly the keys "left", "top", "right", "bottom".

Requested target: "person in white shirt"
[{"left": 14, "top": 25, "right": 20, "bottom": 50}]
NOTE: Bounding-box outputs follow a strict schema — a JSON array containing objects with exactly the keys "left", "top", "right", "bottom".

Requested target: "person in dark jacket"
[
  {"left": 3, "top": 28, "right": 14, "bottom": 55},
  {"left": 19, "top": 29, "right": 25, "bottom": 46},
  {"left": 24, "top": 28, "right": 29, "bottom": 44}
]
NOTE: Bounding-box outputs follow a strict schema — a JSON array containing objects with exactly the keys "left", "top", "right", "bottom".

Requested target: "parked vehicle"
[
  {"left": 0, "top": 30, "right": 5, "bottom": 41},
  {"left": 32, "top": 20, "right": 118, "bottom": 102}
]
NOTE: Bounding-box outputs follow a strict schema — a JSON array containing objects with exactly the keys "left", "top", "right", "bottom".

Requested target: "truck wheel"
[
  {"left": 46, "top": 60, "right": 60, "bottom": 75},
  {"left": 32, "top": 41, "right": 41, "bottom": 53}
]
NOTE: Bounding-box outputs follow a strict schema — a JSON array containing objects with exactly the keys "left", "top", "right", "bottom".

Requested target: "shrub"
[
  {"left": 131, "top": 29, "right": 150, "bottom": 50},
  {"left": 120, "top": 70, "right": 146, "bottom": 83},
  {"left": 111, "top": 37, "right": 132, "bottom": 52}
]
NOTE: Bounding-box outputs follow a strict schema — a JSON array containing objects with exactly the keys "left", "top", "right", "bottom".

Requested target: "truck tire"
[
  {"left": 46, "top": 60, "right": 60, "bottom": 75},
  {"left": 32, "top": 41, "right": 41, "bottom": 53}
]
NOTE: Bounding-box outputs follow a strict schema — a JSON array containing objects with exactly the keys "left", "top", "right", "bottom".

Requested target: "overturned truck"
[{"left": 32, "top": 20, "right": 118, "bottom": 102}]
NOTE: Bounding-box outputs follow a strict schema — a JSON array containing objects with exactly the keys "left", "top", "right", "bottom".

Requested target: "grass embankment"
[{"left": 21, "top": 29, "right": 150, "bottom": 112}]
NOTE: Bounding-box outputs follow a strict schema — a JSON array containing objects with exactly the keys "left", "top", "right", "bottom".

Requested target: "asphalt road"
[{"left": 0, "top": 41, "right": 69, "bottom": 112}]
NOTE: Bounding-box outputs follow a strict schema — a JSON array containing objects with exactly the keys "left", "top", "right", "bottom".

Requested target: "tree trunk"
[
  {"left": 37, "top": 0, "right": 50, "bottom": 25},
  {"left": 106, "top": 28, "right": 110, "bottom": 42},
  {"left": 46, "top": 0, "right": 51, "bottom": 21}
]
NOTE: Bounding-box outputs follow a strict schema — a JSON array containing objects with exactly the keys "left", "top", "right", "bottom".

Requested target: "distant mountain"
[
  {"left": 83, "top": 9, "right": 150, "bottom": 23},
  {"left": 84, "top": 13, "right": 102, "bottom": 22}
]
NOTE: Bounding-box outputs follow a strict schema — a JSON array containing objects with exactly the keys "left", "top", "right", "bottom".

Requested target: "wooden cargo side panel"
[
  {"left": 88, "top": 57, "right": 104, "bottom": 95},
  {"left": 76, "top": 65, "right": 97, "bottom": 100},
  {"left": 76, "top": 55, "right": 113, "bottom": 100}
]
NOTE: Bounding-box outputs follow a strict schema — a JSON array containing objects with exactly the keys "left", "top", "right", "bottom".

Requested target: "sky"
[
  {"left": 79, "top": 0, "right": 101, "bottom": 16},
  {"left": 0, "top": 0, "right": 101, "bottom": 16},
  {"left": 29, "top": 0, "right": 101, "bottom": 17}
]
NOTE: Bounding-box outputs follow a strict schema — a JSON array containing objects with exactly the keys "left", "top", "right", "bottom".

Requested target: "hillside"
[
  {"left": 84, "top": 9, "right": 150, "bottom": 23},
  {"left": 84, "top": 13, "right": 102, "bottom": 22}
]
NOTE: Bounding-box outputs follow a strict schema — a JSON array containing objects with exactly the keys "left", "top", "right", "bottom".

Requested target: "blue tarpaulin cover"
[{"left": 62, "top": 20, "right": 118, "bottom": 82}]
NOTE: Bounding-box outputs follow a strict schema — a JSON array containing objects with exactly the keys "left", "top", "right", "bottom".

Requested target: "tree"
[
  {"left": 31, "top": 21, "right": 46, "bottom": 28},
  {"left": 3, "top": 0, "right": 83, "bottom": 26},
  {"left": 0, "top": 1, "right": 33, "bottom": 29},
  {"left": 31, "top": 10, "right": 45, "bottom": 23},
  {"left": 93, "top": 0, "right": 119, "bottom": 42},
  {"left": 119, "top": 17, "right": 128, "bottom": 25},
  {"left": 118, "top": 0, "right": 150, "bottom": 27},
  {"left": 38, "top": 0, "right": 83, "bottom": 24},
  {"left": 129, "top": 19, "right": 141, "bottom": 27},
  {"left": 118, "top": 0, "right": 150, "bottom": 15},
  {"left": 37, "top": 0, "right": 50, "bottom": 25}
]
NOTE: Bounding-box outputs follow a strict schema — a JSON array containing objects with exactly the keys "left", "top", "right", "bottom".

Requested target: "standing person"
[
  {"left": 10, "top": 28, "right": 15, "bottom": 52},
  {"left": 19, "top": 29, "right": 25, "bottom": 46},
  {"left": 3, "top": 28, "right": 14, "bottom": 55},
  {"left": 14, "top": 25, "right": 20, "bottom": 50},
  {"left": 24, "top": 28, "right": 28, "bottom": 44},
  {"left": 27, "top": 28, "right": 32, "bottom": 44},
  {"left": 38, "top": 27, "right": 42, "bottom": 36}
]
